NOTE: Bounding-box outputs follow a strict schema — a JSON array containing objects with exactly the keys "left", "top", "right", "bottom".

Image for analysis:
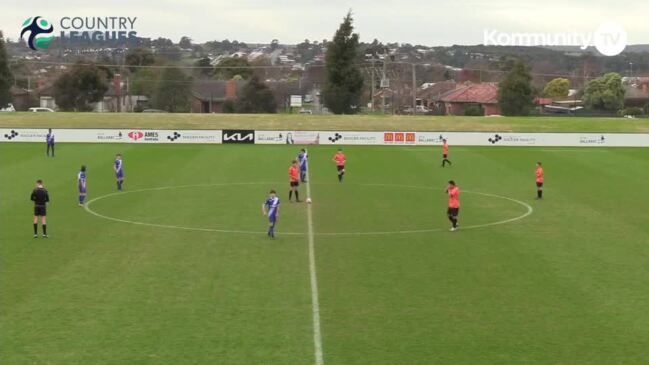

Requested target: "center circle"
[{"left": 84, "top": 182, "right": 533, "bottom": 236}]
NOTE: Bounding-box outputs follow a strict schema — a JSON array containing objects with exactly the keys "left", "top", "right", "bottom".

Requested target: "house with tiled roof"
[
  {"left": 417, "top": 81, "right": 457, "bottom": 112},
  {"left": 190, "top": 79, "right": 244, "bottom": 113},
  {"left": 623, "top": 79, "right": 649, "bottom": 108},
  {"left": 437, "top": 82, "right": 500, "bottom": 116}
]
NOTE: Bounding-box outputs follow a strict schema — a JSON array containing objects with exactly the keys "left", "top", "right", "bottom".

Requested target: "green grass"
[
  {"left": 2, "top": 143, "right": 649, "bottom": 364},
  {"left": 2, "top": 112, "right": 649, "bottom": 132}
]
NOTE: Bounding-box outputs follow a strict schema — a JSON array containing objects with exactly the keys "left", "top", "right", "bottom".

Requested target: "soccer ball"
[{"left": 306, "top": 198, "right": 312, "bottom": 204}]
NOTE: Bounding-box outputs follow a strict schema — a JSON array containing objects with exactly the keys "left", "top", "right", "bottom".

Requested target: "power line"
[
  {"left": 14, "top": 59, "right": 645, "bottom": 80},
  {"left": 16, "top": 59, "right": 311, "bottom": 70}
]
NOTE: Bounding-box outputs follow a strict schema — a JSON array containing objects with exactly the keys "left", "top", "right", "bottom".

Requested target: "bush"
[
  {"left": 464, "top": 103, "right": 484, "bottom": 116},
  {"left": 620, "top": 107, "right": 644, "bottom": 116},
  {"left": 644, "top": 102, "right": 649, "bottom": 115},
  {"left": 222, "top": 100, "right": 236, "bottom": 113}
]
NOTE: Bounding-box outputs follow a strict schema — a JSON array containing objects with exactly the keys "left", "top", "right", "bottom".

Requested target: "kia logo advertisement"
[{"left": 222, "top": 130, "right": 255, "bottom": 144}]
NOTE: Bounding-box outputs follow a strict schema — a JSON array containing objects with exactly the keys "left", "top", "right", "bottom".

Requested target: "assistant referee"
[{"left": 31, "top": 179, "right": 50, "bottom": 238}]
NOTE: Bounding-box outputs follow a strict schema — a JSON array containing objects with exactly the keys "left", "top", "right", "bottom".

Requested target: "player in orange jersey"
[
  {"left": 446, "top": 180, "right": 460, "bottom": 231},
  {"left": 288, "top": 159, "right": 301, "bottom": 202},
  {"left": 535, "top": 161, "right": 544, "bottom": 200},
  {"left": 441, "top": 139, "right": 452, "bottom": 167},
  {"left": 333, "top": 149, "right": 346, "bottom": 183}
]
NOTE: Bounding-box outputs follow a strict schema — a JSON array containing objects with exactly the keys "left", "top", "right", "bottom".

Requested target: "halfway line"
[{"left": 305, "top": 170, "right": 324, "bottom": 365}]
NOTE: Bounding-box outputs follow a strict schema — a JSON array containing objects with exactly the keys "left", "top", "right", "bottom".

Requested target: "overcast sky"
[{"left": 2, "top": 0, "right": 647, "bottom": 45}]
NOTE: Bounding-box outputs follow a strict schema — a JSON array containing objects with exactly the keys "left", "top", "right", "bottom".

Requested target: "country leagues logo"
[{"left": 20, "top": 16, "right": 55, "bottom": 50}]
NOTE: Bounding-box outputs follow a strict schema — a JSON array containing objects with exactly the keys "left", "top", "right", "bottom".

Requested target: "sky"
[{"left": 1, "top": 0, "right": 647, "bottom": 46}]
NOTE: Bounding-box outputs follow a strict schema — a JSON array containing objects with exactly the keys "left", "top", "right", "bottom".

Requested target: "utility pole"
[
  {"left": 381, "top": 49, "right": 388, "bottom": 113},
  {"left": 411, "top": 63, "right": 417, "bottom": 115},
  {"left": 370, "top": 56, "right": 376, "bottom": 112}
]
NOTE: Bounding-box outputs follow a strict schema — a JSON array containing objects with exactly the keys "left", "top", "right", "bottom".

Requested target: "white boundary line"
[
  {"left": 305, "top": 171, "right": 324, "bottom": 365},
  {"left": 84, "top": 182, "right": 533, "bottom": 236}
]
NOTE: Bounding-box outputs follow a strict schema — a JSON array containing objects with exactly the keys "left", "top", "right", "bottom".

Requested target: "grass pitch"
[
  {"left": 2, "top": 143, "right": 649, "bottom": 364},
  {"left": 1, "top": 112, "right": 649, "bottom": 132}
]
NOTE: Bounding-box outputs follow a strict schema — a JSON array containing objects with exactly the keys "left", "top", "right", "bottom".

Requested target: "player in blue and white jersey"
[
  {"left": 46, "top": 129, "right": 55, "bottom": 157},
  {"left": 78, "top": 165, "right": 87, "bottom": 206},
  {"left": 298, "top": 148, "right": 308, "bottom": 183},
  {"left": 114, "top": 154, "right": 124, "bottom": 191},
  {"left": 262, "top": 190, "right": 280, "bottom": 238}
]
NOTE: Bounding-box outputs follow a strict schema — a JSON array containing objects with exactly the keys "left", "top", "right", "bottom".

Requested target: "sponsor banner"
[
  {"left": 0, "top": 128, "right": 222, "bottom": 144},
  {"left": 383, "top": 132, "right": 417, "bottom": 144},
  {"left": 125, "top": 130, "right": 161, "bottom": 143},
  {"left": 255, "top": 130, "right": 321, "bottom": 145},
  {"left": 1, "top": 128, "right": 48, "bottom": 142},
  {"left": 161, "top": 130, "right": 222, "bottom": 144},
  {"left": 416, "top": 132, "right": 649, "bottom": 147},
  {"left": 222, "top": 129, "right": 255, "bottom": 144},
  {"left": 320, "top": 131, "right": 383, "bottom": 145},
  {"left": 1, "top": 128, "right": 648, "bottom": 147}
]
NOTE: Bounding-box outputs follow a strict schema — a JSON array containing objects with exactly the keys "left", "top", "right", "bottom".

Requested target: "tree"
[
  {"left": 130, "top": 68, "right": 159, "bottom": 97},
  {"left": 498, "top": 59, "right": 534, "bottom": 116},
  {"left": 193, "top": 57, "right": 212, "bottom": 78},
  {"left": 323, "top": 11, "right": 363, "bottom": 114},
  {"left": 53, "top": 63, "right": 109, "bottom": 111},
  {"left": 235, "top": 75, "right": 277, "bottom": 113},
  {"left": 213, "top": 57, "right": 253, "bottom": 80},
  {"left": 270, "top": 39, "right": 279, "bottom": 51},
  {"left": 0, "top": 31, "right": 13, "bottom": 108},
  {"left": 151, "top": 67, "right": 192, "bottom": 112},
  {"left": 583, "top": 72, "right": 625, "bottom": 111},
  {"left": 125, "top": 48, "right": 155, "bottom": 72},
  {"left": 151, "top": 37, "right": 173, "bottom": 48},
  {"left": 179, "top": 36, "right": 192, "bottom": 49},
  {"left": 543, "top": 78, "right": 570, "bottom": 98}
]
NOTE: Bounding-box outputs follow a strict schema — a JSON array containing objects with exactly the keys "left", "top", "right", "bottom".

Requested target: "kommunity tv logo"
[{"left": 21, "top": 16, "right": 55, "bottom": 50}]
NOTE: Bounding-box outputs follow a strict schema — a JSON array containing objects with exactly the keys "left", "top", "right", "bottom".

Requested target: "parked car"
[
  {"left": 402, "top": 105, "right": 430, "bottom": 114},
  {"left": 28, "top": 107, "right": 55, "bottom": 112},
  {"left": 0, "top": 103, "right": 16, "bottom": 112}
]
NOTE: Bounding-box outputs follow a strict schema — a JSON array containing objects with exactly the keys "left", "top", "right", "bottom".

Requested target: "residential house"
[
  {"left": 623, "top": 78, "right": 649, "bottom": 108},
  {"left": 190, "top": 79, "right": 242, "bottom": 113},
  {"left": 417, "top": 81, "right": 457, "bottom": 112},
  {"left": 10, "top": 86, "right": 35, "bottom": 111},
  {"left": 437, "top": 82, "right": 500, "bottom": 116},
  {"left": 38, "top": 74, "right": 148, "bottom": 112}
]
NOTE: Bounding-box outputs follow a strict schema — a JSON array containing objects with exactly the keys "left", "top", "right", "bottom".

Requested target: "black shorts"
[
  {"left": 337, "top": 165, "right": 345, "bottom": 172},
  {"left": 447, "top": 207, "right": 459, "bottom": 217},
  {"left": 34, "top": 205, "right": 47, "bottom": 216},
  {"left": 443, "top": 154, "right": 448, "bottom": 159},
  {"left": 536, "top": 182, "right": 543, "bottom": 188},
  {"left": 290, "top": 181, "right": 299, "bottom": 187}
]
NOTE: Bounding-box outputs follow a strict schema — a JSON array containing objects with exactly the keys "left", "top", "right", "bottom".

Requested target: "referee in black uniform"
[{"left": 31, "top": 179, "right": 50, "bottom": 238}]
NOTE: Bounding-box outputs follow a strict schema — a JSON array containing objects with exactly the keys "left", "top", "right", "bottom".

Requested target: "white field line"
[
  {"left": 84, "top": 182, "right": 533, "bottom": 236},
  {"left": 305, "top": 170, "right": 324, "bottom": 365}
]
